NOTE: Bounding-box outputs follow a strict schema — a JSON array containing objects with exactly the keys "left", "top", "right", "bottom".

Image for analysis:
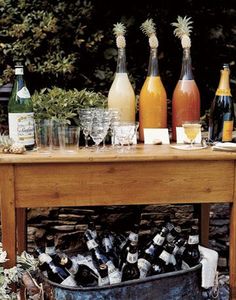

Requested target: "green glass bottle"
[{"left": 8, "top": 64, "right": 35, "bottom": 150}]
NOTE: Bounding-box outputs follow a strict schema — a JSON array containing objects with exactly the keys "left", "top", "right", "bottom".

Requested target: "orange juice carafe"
[
  {"left": 108, "top": 48, "right": 136, "bottom": 122},
  {"left": 172, "top": 48, "right": 200, "bottom": 141},
  {"left": 139, "top": 48, "right": 167, "bottom": 142}
]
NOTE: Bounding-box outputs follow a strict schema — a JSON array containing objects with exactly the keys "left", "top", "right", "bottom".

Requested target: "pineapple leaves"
[{"left": 171, "top": 16, "right": 193, "bottom": 38}]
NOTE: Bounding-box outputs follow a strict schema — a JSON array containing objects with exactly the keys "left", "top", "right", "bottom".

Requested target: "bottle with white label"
[
  {"left": 121, "top": 242, "right": 140, "bottom": 281},
  {"left": 8, "top": 64, "right": 35, "bottom": 150},
  {"left": 182, "top": 225, "right": 200, "bottom": 268}
]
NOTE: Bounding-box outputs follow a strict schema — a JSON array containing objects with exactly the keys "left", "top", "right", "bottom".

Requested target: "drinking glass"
[
  {"left": 35, "top": 119, "right": 52, "bottom": 154},
  {"left": 58, "top": 125, "right": 80, "bottom": 153},
  {"left": 79, "top": 108, "right": 94, "bottom": 148},
  {"left": 114, "top": 122, "right": 134, "bottom": 153},
  {"left": 182, "top": 121, "right": 201, "bottom": 148},
  {"left": 90, "top": 123, "right": 105, "bottom": 151}
]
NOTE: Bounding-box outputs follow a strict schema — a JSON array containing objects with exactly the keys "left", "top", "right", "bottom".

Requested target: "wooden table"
[{"left": 0, "top": 145, "right": 236, "bottom": 299}]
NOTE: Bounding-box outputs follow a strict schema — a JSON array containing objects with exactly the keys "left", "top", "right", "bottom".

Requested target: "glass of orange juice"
[{"left": 182, "top": 121, "right": 201, "bottom": 148}]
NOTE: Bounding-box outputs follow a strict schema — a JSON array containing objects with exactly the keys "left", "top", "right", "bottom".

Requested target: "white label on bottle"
[
  {"left": 129, "top": 232, "right": 138, "bottom": 243},
  {"left": 15, "top": 67, "right": 23, "bottom": 75},
  {"left": 188, "top": 235, "right": 199, "bottom": 245},
  {"left": 107, "top": 262, "right": 122, "bottom": 284},
  {"left": 103, "top": 238, "right": 112, "bottom": 251},
  {"left": 45, "top": 246, "right": 56, "bottom": 256},
  {"left": 153, "top": 234, "right": 165, "bottom": 246},
  {"left": 127, "top": 252, "right": 138, "bottom": 264},
  {"left": 8, "top": 112, "right": 35, "bottom": 145},
  {"left": 159, "top": 250, "right": 170, "bottom": 263},
  {"left": 38, "top": 253, "right": 52, "bottom": 264},
  {"left": 138, "top": 258, "right": 151, "bottom": 278},
  {"left": 98, "top": 276, "right": 110, "bottom": 286},
  {"left": 61, "top": 275, "right": 77, "bottom": 287},
  {"left": 179, "top": 246, "right": 186, "bottom": 255},
  {"left": 86, "top": 239, "right": 98, "bottom": 250},
  {"left": 167, "top": 233, "right": 175, "bottom": 243},
  {"left": 17, "top": 87, "right": 31, "bottom": 98}
]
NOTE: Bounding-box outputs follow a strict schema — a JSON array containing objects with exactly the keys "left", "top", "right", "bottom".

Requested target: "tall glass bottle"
[
  {"left": 172, "top": 48, "right": 200, "bottom": 141},
  {"left": 108, "top": 48, "right": 136, "bottom": 122},
  {"left": 208, "top": 64, "right": 234, "bottom": 142},
  {"left": 139, "top": 48, "right": 167, "bottom": 142},
  {"left": 8, "top": 64, "right": 35, "bottom": 150}
]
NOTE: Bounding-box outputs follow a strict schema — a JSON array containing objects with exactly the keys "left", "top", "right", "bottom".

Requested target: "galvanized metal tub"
[{"left": 42, "top": 263, "right": 202, "bottom": 300}]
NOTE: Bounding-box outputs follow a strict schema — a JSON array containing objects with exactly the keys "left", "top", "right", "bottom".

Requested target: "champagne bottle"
[
  {"left": 208, "top": 64, "right": 234, "bottom": 142},
  {"left": 171, "top": 16, "right": 200, "bottom": 141},
  {"left": 8, "top": 64, "right": 35, "bottom": 150},
  {"left": 139, "top": 19, "right": 167, "bottom": 142},
  {"left": 182, "top": 225, "right": 200, "bottom": 269},
  {"left": 121, "top": 242, "right": 140, "bottom": 281},
  {"left": 108, "top": 23, "right": 135, "bottom": 122},
  {"left": 138, "top": 226, "right": 168, "bottom": 278}
]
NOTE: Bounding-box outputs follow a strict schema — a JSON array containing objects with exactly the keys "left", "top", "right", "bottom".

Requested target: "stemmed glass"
[
  {"left": 114, "top": 122, "right": 134, "bottom": 153},
  {"left": 79, "top": 108, "right": 94, "bottom": 148},
  {"left": 90, "top": 122, "right": 106, "bottom": 152},
  {"left": 182, "top": 121, "right": 201, "bottom": 148}
]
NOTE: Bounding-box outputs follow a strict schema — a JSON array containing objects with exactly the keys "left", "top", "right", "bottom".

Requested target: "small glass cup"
[
  {"left": 35, "top": 119, "right": 52, "bottom": 154},
  {"left": 58, "top": 125, "right": 80, "bottom": 153},
  {"left": 182, "top": 121, "right": 201, "bottom": 148}
]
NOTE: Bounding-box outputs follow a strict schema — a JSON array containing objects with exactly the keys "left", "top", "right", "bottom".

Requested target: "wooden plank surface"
[
  {"left": 1, "top": 145, "right": 236, "bottom": 164},
  {"left": 15, "top": 160, "right": 234, "bottom": 207}
]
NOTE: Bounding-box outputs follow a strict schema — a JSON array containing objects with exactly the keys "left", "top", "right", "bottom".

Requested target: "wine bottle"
[
  {"left": 139, "top": 19, "right": 167, "bottom": 142},
  {"left": 108, "top": 23, "right": 135, "bottom": 122},
  {"left": 8, "top": 64, "right": 35, "bottom": 150},
  {"left": 208, "top": 63, "right": 234, "bottom": 142},
  {"left": 121, "top": 242, "right": 140, "bottom": 281},
  {"left": 37, "top": 252, "right": 77, "bottom": 286},
  {"left": 151, "top": 243, "right": 177, "bottom": 275},
  {"left": 118, "top": 223, "right": 139, "bottom": 271},
  {"left": 182, "top": 225, "right": 200, "bottom": 269},
  {"left": 138, "top": 226, "right": 168, "bottom": 278},
  {"left": 171, "top": 17, "right": 200, "bottom": 141}
]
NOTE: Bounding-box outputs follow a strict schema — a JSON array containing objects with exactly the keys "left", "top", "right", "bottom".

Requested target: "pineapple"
[
  {"left": 140, "top": 18, "right": 159, "bottom": 49},
  {"left": 171, "top": 16, "right": 193, "bottom": 48},
  {"left": 113, "top": 22, "right": 126, "bottom": 48},
  {"left": 0, "top": 134, "right": 26, "bottom": 154}
]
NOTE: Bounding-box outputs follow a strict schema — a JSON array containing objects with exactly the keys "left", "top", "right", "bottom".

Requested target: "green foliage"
[
  {"left": 0, "top": 0, "right": 105, "bottom": 88},
  {"left": 32, "top": 87, "right": 107, "bottom": 124}
]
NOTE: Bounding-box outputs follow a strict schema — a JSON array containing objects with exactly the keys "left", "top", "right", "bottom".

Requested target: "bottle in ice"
[
  {"left": 151, "top": 243, "right": 177, "bottom": 275},
  {"left": 139, "top": 19, "right": 167, "bottom": 142},
  {"left": 208, "top": 63, "right": 234, "bottom": 142},
  {"left": 138, "top": 226, "right": 168, "bottom": 278},
  {"left": 172, "top": 238, "right": 186, "bottom": 270},
  {"left": 182, "top": 225, "right": 200, "bottom": 268},
  {"left": 121, "top": 242, "right": 140, "bottom": 281},
  {"left": 45, "top": 234, "right": 57, "bottom": 258},
  {"left": 8, "top": 64, "right": 35, "bottom": 150},
  {"left": 98, "top": 263, "right": 110, "bottom": 286},
  {"left": 171, "top": 16, "right": 200, "bottom": 141},
  {"left": 108, "top": 23, "right": 136, "bottom": 123}
]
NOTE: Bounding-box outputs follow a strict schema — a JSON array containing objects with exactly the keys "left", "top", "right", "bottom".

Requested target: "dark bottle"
[
  {"left": 166, "top": 226, "right": 182, "bottom": 243},
  {"left": 163, "top": 215, "right": 175, "bottom": 233},
  {"left": 172, "top": 238, "right": 186, "bottom": 270},
  {"left": 151, "top": 243, "right": 177, "bottom": 275},
  {"left": 87, "top": 220, "right": 98, "bottom": 241},
  {"left": 8, "top": 64, "right": 35, "bottom": 150},
  {"left": 121, "top": 242, "right": 140, "bottom": 281},
  {"left": 209, "top": 64, "right": 234, "bottom": 142},
  {"left": 98, "top": 263, "right": 110, "bottom": 286},
  {"left": 101, "top": 230, "right": 119, "bottom": 267},
  {"left": 119, "top": 223, "right": 139, "bottom": 271},
  {"left": 182, "top": 226, "right": 200, "bottom": 269},
  {"left": 37, "top": 251, "right": 77, "bottom": 286},
  {"left": 45, "top": 234, "right": 57, "bottom": 258},
  {"left": 138, "top": 226, "right": 168, "bottom": 278}
]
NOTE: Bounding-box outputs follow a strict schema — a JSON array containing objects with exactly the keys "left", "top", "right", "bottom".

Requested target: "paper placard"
[
  {"left": 144, "top": 128, "right": 170, "bottom": 144},
  {"left": 176, "top": 127, "right": 201, "bottom": 144}
]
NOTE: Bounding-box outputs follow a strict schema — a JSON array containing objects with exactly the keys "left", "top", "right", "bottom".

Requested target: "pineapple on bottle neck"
[
  {"left": 172, "top": 16, "right": 193, "bottom": 50},
  {"left": 113, "top": 22, "right": 126, "bottom": 49},
  {"left": 140, "top": 18, "right": 159, "bottom": 49}
]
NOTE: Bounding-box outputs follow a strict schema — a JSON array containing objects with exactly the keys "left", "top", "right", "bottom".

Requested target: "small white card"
[
  {"left": 176, "top": 127, "right": 201, "bottom": 144},
  {"left": 144, "top": 128, "right": 170, "bottom": 144}
]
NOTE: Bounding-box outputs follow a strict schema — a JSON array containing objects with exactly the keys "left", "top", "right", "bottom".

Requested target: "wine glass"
[
  {"left": 182, "top": 121, "right": 201, "bottom": 148},
  {"left": 79, "top": 108, "right": 94, "bottom": 148}
]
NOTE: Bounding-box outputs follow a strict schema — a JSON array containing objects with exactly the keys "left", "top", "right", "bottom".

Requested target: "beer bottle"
[
  {"left": 182, "top": 225, "right": 200, "bottom": 268},
  {"left": 121, "top": 242, "right": 140, "bottom": 281}
]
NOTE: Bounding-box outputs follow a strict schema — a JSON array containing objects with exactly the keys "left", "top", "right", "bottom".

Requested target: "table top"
[{"left": 1, "top": 144, "right": 236, "bottom": 164}]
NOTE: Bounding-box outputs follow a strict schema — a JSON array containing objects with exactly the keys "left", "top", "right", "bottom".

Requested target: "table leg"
[
  {"left": 200, "top": 203, "right": 210, "bottom": 247},
  {"left": 230, "top": 201, "right": 236, "bottom": 299},
  {"left": 17, "top": 208, "right": 27, "bottom": 253},
  {"left": 0, "top": 165, "right": 16, "bottom": 268}
]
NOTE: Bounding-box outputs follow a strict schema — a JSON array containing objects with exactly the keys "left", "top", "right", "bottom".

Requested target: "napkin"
[
  {"left": 199, "top": 245, "right": 218, "bottom": 289},
  {"left": 212, "top": 142, "right": 236, "bottom": 152}
]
